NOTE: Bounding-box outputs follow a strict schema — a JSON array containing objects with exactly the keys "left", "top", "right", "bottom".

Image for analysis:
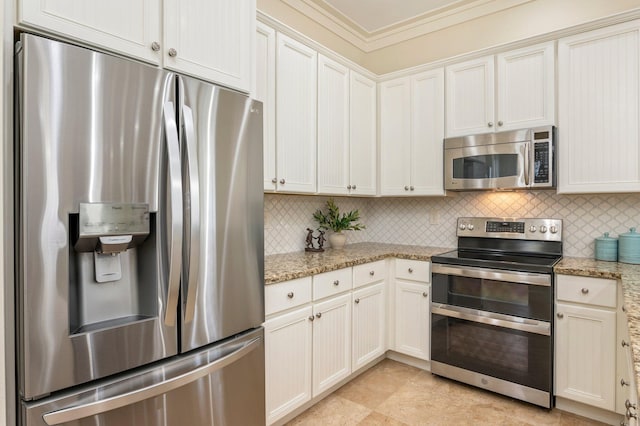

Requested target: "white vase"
[{"left": 328, "top": 232, "right": 347, "bottom": 249}]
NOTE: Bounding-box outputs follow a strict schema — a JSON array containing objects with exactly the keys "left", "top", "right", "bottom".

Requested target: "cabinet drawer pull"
[
  {"left": 279, "top": 179, "right": 285, "bottom": 185},
  {"left": 557, "top": 312, "right": 564, "bottom": 319},
  {"left": 404, "top": 186, "right": 409, "bottom": 191},
  {"left": 308, "top": 315, "right": 315, "bottom": 322},
  {"left": 622, "top": 340, "right": 630, "bottom": 348},
  {"left": 168, "top": 48, "right": 177, "bottom": 57},
  {"left": 369, "top": 271, "right": 375, "bottom": 276},
  {"left": 287, "top": 292, "right": 294, "bottom": 299},
  {"left": 408, "top": 268, "right": 413, "bottom": 273},
  {"left": 422, "top": 292, "right": 428, "bottom": 297},
  {"left": 626, "top": 400, "right": 637, "bottom": 410},
  {"left": 581, "top": 288, "right": 589, "bottom": 294},
  {"left": 333, "top": 280, "right": 340, "bottom": 286},
  {"left": 151, "top": 42, "right": 161, "bottom": 52},
  {"left": 622, "top": 378, "right": 630, "bottom": 387},
  {"left": 271, "top": 178, "right": 277, "bottom": 184},
  {"left": 354, "top": 298, "right": 360, "bottom": 304},
  {"left": 316, "top": 312, "right": 322, "bottom": 319}
]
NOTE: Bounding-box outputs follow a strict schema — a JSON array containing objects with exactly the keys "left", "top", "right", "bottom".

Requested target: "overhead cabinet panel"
[
  {"left": 348, "top": 72, "right": 377, "bottom": 196},
  {"left": 255, "top": 22, "right": 277, "bottom": 191}
]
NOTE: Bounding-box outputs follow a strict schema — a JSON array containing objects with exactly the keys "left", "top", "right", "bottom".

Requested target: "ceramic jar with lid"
[
  {"left": 595, "top": 232, "right": 617, "bottom": 261},
  {"left": 618, "top": 227, "right": 640, "bottom": 264}
]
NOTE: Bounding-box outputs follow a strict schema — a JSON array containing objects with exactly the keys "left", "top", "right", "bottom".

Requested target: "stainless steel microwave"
[{"left": 444, "top": 126, "right": 555, "bottom": 191}]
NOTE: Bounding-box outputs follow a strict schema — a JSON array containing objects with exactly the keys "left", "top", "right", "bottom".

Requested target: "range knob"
[
  {"left": 468, "top": 224, "right": 475, "bottom": 230},
  {"left": 550, "top": 225, "right": 558, "bottom": 234},
  {"left": 539, "top": 225, "right": 548, "bottom": 233},
  {"left": 529, "top": 225, "right": 537, "bottom": 232},
  {"left": 459, "top": 223, "right": 467, "bottom": 231}
]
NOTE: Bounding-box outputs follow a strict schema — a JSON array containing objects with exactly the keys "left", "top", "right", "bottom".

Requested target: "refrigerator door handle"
[
  {"left": 41, "top": 336, "right": 262, "bottom": 425},
  {"left": 163, "top": 101, "right": 183, "bottom": 326},
  {"left": 182, "top": 105, "right": 200, "bottom": 323}
]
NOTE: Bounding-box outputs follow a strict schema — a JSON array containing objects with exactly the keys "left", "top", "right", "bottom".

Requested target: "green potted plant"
[{"left": 313, "top": 198, "right": 365, "bottom": 249}]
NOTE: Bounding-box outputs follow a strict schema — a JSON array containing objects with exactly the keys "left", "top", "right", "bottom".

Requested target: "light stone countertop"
[
  {"left": 555, "top": 257, "right": 640, "bottom": 401},
  {"left": 265, "top": 246, "right": 640, "bottom": 402}
]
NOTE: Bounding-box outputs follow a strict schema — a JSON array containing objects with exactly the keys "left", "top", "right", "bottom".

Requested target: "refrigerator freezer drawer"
[{"left": 22, "top": 328, "right": 265, "bottom": 426}]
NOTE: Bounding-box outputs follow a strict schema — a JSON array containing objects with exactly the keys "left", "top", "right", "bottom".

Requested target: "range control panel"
[{"left": 456, "top": 217, "right": 562, "bottom": 242}]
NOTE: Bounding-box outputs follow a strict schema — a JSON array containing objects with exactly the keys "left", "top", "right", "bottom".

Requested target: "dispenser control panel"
[{"left": 79, "top": 203, "right": 149, "bottom": 237}]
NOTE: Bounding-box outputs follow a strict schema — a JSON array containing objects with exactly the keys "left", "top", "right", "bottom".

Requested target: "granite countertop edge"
[{"left": 266, "top": 245, "right": 640, "bottom": 400}]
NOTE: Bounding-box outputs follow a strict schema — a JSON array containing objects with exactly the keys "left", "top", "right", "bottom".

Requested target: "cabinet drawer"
[
  {"left": 395, "top": 259, "right": 430, "bottom": 282},
  {"left": 313, "top": 268, "right": 353, "bottom": 300},
  {"left": 353, "top": 260, "right": 387, "bottom": 289},
  {"left": 556, "top": 275, "right": 616, "bottom": 308},
  {"left": 265, "top": 276, "right": 312, "bottom": 316}
]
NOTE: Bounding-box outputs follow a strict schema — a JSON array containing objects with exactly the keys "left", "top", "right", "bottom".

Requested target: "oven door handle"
[
  {"left": 431, "top": 303, "right": 551, "bottom": 336},
  {"left": 431, "top": 264, "right": 551, "bottom": 286}
]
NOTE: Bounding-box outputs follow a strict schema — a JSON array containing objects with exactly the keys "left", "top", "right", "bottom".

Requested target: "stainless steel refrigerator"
[{"left": 15, "top": 33, "right": 265, "bottom": 425}]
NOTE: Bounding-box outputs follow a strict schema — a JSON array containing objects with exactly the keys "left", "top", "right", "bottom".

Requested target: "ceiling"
[{"left": 282, "top": 0, "right": 534, "bottom": 51}]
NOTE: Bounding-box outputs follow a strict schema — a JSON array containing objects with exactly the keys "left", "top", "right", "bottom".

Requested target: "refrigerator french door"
[{"left": 16, "top": 33, "right": 265, "bottom": 425}]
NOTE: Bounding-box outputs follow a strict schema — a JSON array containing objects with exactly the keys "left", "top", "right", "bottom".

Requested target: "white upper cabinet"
[
  {"left": 19, "top": 0, "right": 255, "bottom": 92},
  {"left": 558, "top": 21, "right": 640, "bottom": 194},
  {"left": 496, "top": 42, "right": 555, "bottom": 132},
  {"left": 380, "top": 69, "right": 445, "bottom": 196},
  {"left": 446, "top": 42, "right": 554, "bottom": 137},
  {"left": 348, "top": 72, "right": 377, "bottom": 196},
  {"left": 317, "top": 55, "right": 350, "bottom": 195},
  {"left": 446, "top": 56, "right": 495, "bottom": 137},
  {"left": 255, "top": 22, "right": 277, "bottom": 191},
  {"left": 18, "top": 0, "right": 162, "bottom": 64},
  {"left": 276, "top": 33, "right": 318, "bottom": 194}
]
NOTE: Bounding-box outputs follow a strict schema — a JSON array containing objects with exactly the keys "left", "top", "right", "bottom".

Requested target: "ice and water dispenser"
[{"left": 69, "top": 203, "right": 157, "bottom": 333}]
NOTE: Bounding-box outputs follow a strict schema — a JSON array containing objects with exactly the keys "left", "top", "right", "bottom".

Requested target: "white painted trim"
[{"left": 282, "top": 0, "right": 534, "bottom": 52}]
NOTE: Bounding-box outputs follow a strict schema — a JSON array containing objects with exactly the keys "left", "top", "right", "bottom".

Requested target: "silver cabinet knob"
[
  {"left": 422, "top": 292, "right": 428, "bottom": 297},
  {"left": 316, "top": 312, "right": 322, "bottom": 319},
  {"left": 347, "top": 185, "right": 352, "bottom": 190},
  {"left": 408, "top": 268, "right": 413, "bottom": 273},
  {"left": 622, "top": 378, "right": 630, "bottom": 387},
  {"left": 369, "top": 271, "right": 375, "bottom": 276},
  {"left": 498, "top": 120, "right": 504, "bottom": 126},
  {"left": 404, "top": 186, "right": 409, "bottom": 191},
  {"left": 581, "top": 288, "right": 589, "bottom": 294},
  {"left": 352, "top": 185, "right": 356, "bottom": 190},
  {"left": 287, "top": 292, "right": 294, "bottom": 299},
  {"left": 151, "top": 42, "right": 161, "bottom": 52},
  {"left": 626, "top": 400, "right": 637, "bottom": 410},
  {"left": 622, "top": 340, "right": 630, "bottom": 347},
  {"left": 488, "top": 122, "right": 494, "bottom": 127},
  {"left": 168, "top": 48, "right": 177, "bottom": 57},
  {"left": 557, "top": 312, "right": 564, "bottom": 319},
  {"left": 333, "top": 280, "right": 339, "bottom": 286},
  {"left": 354, "top": 298, "right": 360, "bottom": 304},
  {"left": 410, "top": 186, "right": 415, "bottom": 191},
  {"left": 271, "top": 178, "right": 277, "bottom": 184},
  {"left": 308, "top": 315, "right": 315, "bottom": 321},
  {"left": 279, "top": 179, "right": 285, "bottom": 184}
]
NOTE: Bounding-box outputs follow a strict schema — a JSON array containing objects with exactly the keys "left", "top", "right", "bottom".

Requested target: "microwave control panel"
[{"left": 532, "top": 128, "right": 552, "bottom": 185}]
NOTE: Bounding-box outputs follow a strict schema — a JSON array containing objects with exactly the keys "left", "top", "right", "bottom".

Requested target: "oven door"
[
  {"left": 444, "top": 141, "right": 529, "bottom": 190},
  {"left": 431, "top": 264, "right": 553, "bottom": 321}
]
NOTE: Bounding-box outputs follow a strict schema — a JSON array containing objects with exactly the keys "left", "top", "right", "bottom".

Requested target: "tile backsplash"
[{"left": 264, "top": 192, "right": 640, "bottom": 258}]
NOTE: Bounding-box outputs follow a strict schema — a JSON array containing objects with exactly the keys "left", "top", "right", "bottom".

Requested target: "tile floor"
[{"left": 287, "top": 359, "right": 607, "bottom": 426}]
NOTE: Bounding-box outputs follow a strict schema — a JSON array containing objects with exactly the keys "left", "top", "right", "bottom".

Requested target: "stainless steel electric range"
[{"left": 430, "top": 217, "right": 563, "bottom": 409}]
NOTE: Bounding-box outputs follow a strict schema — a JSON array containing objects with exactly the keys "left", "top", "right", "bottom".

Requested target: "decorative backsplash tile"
[{"left": 264, "top": 192, "right": 640, "bottom": 258}]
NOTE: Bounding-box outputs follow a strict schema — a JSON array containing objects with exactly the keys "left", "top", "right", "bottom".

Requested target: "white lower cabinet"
[
  {"left": 352, "top": 283, "right": 386, "bottom": 370},
  {"left": 555, "top": 274, "right": 619, "bottom": 413},
  {"left": 264, "top": 306, "right": 313, "bottom": 424},
  {"left": 393, "top": 259, "right": 431, "bottom": 360},
  {"left": 312, "top": 293, "right": 352, "bottom": 395}
]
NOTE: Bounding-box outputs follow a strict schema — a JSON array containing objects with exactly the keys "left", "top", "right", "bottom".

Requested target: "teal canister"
[
  {"left": 618, "top": 227, "right": 640, "bottom": 264},
  {"left": 595, "top": 232, "right": 618, "bottom": 261}
]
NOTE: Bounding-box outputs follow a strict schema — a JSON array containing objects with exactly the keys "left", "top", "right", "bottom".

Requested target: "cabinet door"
[
  {"left": 496, "top": 42, "right": 555, "bottom": 132},
  {"left": 255, "top": 22, "right": 277, "bottom": 191},
  {"left": 19, "top": 0, "right": 161, "bottom": 64},
  {"left": 264, "top": 306, "right": 313, "bottom": 425},
  {"left": 352, "top": 283, "right": 386, "bottom": 371},
  {"left": 558, "top": 21, "right": 640, "bottom": 194},
  {"left": 164, "top": 0, "right": 254, "bottom": 92},
  {"left": 380, "top": 77, "right": 411, "bottom": 195},
  {"left": 410, "top": 69, "right": 445, "bottom": 196},
  {"left": 349, "top": 71, "right": 377, "bottom": 196},
  {"left": 446, "top": 56, "right": 494, "bottom": 137},
  {"left": 555, "top": 302, "right": 616, "bottom": 411},
  {"left": 312, "top": 293, "right": 352, "bottom": 396},
  {"left": 276, "top": 34, "right": 318, "bottom": 193},
  {"left": 317, "top": 55, "right": 350, "bottom": 195},
  {"left": 395, "top": 281, "right": 430, "bottom": 360}
]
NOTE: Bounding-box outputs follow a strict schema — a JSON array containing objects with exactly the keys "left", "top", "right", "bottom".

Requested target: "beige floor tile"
[
  {"left": 286, "top": 394, "right": 371, "bottom": 426},
  {"left": 357, "top": 411, "right": 410, "bottom": 425},
  {"left": 558, "top": 412, "right": 609, "bottom": 426}
]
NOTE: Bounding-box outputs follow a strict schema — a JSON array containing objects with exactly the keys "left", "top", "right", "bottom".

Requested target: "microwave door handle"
[
  {"left": 162, "top": 102, "right": 183, "bottom": 327},
  {"left": 523, "top": 142, "right": 530, "bottom": 186},
  {"left": 181, "top": 105, "right": 200, "bottom": 324}
]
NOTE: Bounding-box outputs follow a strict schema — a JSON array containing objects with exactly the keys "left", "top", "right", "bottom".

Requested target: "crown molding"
[{"left": 282, "top": 0, "right": 534, "bottom": 52}]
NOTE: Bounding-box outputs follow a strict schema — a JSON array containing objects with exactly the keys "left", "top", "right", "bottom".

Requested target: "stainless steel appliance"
[
  {"left": 444, "top": 126, "right": 555, "bottom": 191},
  {"left": 15, "top": 34, "right": 265, "bottom": 425},
  {"left": 430, "top": 217, "right": 563, "bottom": 408}
]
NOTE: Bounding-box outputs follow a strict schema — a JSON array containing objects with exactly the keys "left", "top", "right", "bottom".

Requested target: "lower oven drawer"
[{"left": 430, "top": 310, "right": 552, "bottom": 393}]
